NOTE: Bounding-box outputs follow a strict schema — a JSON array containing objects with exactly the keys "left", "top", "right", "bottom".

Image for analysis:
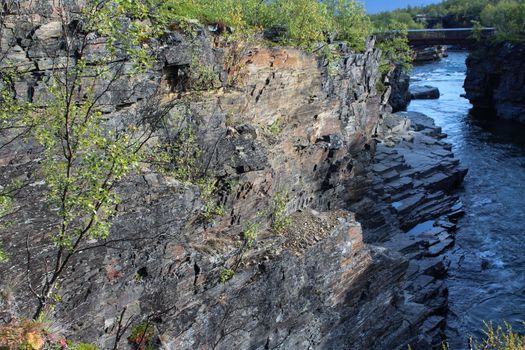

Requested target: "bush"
[
  {"left": 128, "top": 321, "right": 155, "bottom": 350},
  {"left": 271, "top": 192, "right": 292, "bottom": 234},
  {"left": 323, "top": 0, "right": 373, "bottom": 51},
  {"left": 481, "top": 1, "right": 525, "bottom": 41},
  {"left": 219, "top": 268, "right": 235, "bottom": 283},
  {"left": 473, "top": 322, "right": 525, "bottom": 350},
  {"left": 155, "top": 0, "right": 371, "bottom": 51},
  {"left": 376, "top": 22, "right": 413, "bottom": 75}
]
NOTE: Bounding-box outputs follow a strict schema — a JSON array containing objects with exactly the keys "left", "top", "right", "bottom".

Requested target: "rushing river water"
[{"left": 408, "top": 51, "right": 525, "bottom": 348}]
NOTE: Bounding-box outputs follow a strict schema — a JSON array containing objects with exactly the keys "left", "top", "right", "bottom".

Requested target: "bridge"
[
  {"left": 406, "top": 28, "right": 495, "bottom": 47},
  {"left": 377, "top": 28, "right": 496, "bottom": 47}
]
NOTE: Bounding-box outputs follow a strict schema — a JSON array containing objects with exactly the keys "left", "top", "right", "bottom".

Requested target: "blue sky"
[{"left": 363, "top": 0, "right": 441, "bottom": 14}]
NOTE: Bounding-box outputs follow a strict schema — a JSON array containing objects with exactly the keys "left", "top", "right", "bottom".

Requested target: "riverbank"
[
  {"left": 409, "top": 51, "right": 525, "bottom": 348},
  {"left": 351, "top": 110, "right": 468, "bottom": 348}
]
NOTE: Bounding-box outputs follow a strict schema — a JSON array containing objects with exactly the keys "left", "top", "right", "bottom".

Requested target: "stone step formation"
[{"left": 353, "top": 111, "right": 468, "bottom": 348}]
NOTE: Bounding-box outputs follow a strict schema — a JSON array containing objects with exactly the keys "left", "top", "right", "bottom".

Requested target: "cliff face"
[
  {"left": 0, "top": 3, "right": 413, "bottom": 349},
  {"left": 464, "top": 42, "right": 525, "bottom": 123},
  {"left": 0, "top": 2, "right": 468, "bottom": 349}
]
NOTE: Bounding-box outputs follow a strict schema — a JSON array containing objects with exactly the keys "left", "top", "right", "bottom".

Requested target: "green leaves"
[
  {"left": 219, "top": 268, "right": 235, "bottom": 283},
  {"left": 152, "top": 0, "right": 371, "bottom": 51},
  {"left": 481, "top": 1, "right": 525, "bottom": 42},
  {"left": 0, "top": 246, "right": 8, "bottom": 263},
  {"left": 324, "top": 0, "right": 373, "bottom": 52},
  {"left": 271, "top": 192, "right": 292, "bottom": 234},
  {"left": 376, "top": 22, "right": 413, "bottom": 75}
]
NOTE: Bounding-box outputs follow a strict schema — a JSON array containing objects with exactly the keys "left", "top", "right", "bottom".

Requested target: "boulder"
[{"left": 410, "top": 85, "right": 440, "bottom": 100}]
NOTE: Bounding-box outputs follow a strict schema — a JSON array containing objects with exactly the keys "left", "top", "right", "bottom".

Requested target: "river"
[{"left": 408, "top": 51, "right": 525, "bottom": 348}]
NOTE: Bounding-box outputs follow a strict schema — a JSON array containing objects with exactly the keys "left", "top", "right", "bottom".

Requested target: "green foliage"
[
  {"left": 371, "top": 10, "right": 425, "bottom": 29},
  {"left": 243, "top": 222, "right": 259, "bottom": 248},
  {"left": 372, "top": 0, "right": 525, "bottom": 42},
  {"left": 267, "top": 117, "right": 282, "bottom": 136},
  {"left": 150, "top": 121, "right": 201, "bottom": 182},
  {"left": 320, "top": 44, "right": 341, "bottom": 77},
  {"left": 189, "top": 57, "right": 220, "bottom": 92},
  {"left": 72, "top": 343, "right": 101, "bottom": 350},
  {"left": 473, "top": 321, "right": 525, "bottom": 350},
  {"left": 156, "top": 0, "right": 371, "bottom": 51},
  {"left": 219, "top": 268, "right": 235, "bottom": 283},
  {"left": 265, "top": 0, "right": 332, "bottom": 48},
  {"left": 0, "top": 195, "right": 12, "bottom": 221},
  {"left": 32, "top": 79, "right": 143, "bottom": 250},
  {"left": 0, "top": 0, "right": 165, "bottom": 319},
  {"left": 472, "top": 20, "right": 484, "bottom": 41},
  {"left": 481, "top": 1, "right": 525, "bottom": 41},
  {"left": 271, "top": 192, "right": 292, "bottom": 234},
  {"left": 89, "top": 0, "right": 161, "bottom": 72},
  {"left": 197, "top": 178, "right": 225, "bottom": 223},
  {"left": 0, "top": 247, "right": 8, "bottom": 264},
  {"left": 376, "top": 22, "right": 413, "bottom": 75},
  {"left": 322, "top": 0, "right": 373, "bottom": 51}
]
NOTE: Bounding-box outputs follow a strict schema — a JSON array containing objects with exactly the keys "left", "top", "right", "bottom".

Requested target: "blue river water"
[{"left": 408, "top": 52, "right": 525, "bottom": 348}]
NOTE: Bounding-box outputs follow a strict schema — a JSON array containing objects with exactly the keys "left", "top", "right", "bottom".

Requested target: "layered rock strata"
[
  {"left": 464, "top": 42, "right": 525, "bottom": 123},
  {"left": 0, "top": 2, "right": 468, "bottom": 349},
  {"left": 0, "top": 3, "right": 421, "bottom": 349},
  {"left": 353, "top": 111, "right": 468, "bottom": 348}
]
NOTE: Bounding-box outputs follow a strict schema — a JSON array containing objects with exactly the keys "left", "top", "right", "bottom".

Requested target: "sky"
[{"left": 363, "top": 0, "right": 441, "bottom": 14}]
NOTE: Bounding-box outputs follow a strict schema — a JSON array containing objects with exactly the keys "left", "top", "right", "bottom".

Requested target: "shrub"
[
  {"left": 481, "top": 1, "right": 525, "bottom": 41},
  {"left": 376, "top": 22, "right": 413, "bottom": 75},
  {"left": 219, "top": 268, "right": 235, "bottom": 283},
  {"left": 155, "top": 0, "right": 371, "bottom": 51},
  {"left": 243, "top": 222, "right": 259, "bottom": 248},
  {"left": 473, "top": 321, "right": 525, "bottom": 350},
  {"left": 0, "top": 319, "right": 91, "bottom": 350},
  {"left": 128, "top": 321, "right": 155, "bottom": 350},
  {"left": 323, "top": 0, "right": 373, "bottom": 51},
  {"left": 271, "top": 192, "right": 292, "bottom": 234}
]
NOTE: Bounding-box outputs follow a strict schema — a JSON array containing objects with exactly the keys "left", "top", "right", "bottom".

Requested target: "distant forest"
[{"left": 371, "top": 0, "right": 525, "bottom": 41}]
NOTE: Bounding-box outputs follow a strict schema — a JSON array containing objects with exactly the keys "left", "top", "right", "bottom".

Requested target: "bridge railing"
[{"left": 375, "top": 27, "right": 496, "bottom": 47}]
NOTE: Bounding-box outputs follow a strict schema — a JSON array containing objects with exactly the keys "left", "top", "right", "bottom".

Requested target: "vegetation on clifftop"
[
  {"left": 371, "top": 0, "right": 525, "bottom": 42},
  {"left": 155, "top": 0, "right": 372, "bottom": 51}
]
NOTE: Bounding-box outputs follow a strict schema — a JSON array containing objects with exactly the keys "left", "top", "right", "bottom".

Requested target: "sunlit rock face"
[{"left": 0, "top": 2, "right": 467, "bottom": 349}]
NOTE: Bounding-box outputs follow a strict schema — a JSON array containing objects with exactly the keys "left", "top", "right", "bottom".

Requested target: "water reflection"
[{"left": 407, "top": 51, "right": 525, "bottom": 348}]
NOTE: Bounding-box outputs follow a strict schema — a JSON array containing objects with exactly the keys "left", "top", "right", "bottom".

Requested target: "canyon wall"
[
  {"left": 0, "top": 1, "right": 466, "bottom": 349},
  {"left": 464, "top": 42, "right": 525, "bottom": 123}
]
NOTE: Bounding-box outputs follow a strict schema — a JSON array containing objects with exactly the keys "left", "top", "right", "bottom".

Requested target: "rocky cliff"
[
  {"left": 0, "top": 2, "right": 466, "bottom": 349},
  {"left": 464, "top": 42, "right": 525, "bottom": 123}
]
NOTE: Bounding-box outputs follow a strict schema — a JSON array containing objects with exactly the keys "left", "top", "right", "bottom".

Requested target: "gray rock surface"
[
  {"left": 464, "top": 42, "right": 525, "bottom": 123},
  {"left": 386, "top": 64, "right": 411, "bottom": 112},
  {"left": 413, "top": 46, "right": 448, "bottom": 63},
  {"left": 0, "top": 2, "right": 467, "bottom": 349},
  {"left": 410, "top": 85, "right": 441, "bottom": 100},
  {"left": 354, "top": 111, "right": 467, "bottom": 348}
]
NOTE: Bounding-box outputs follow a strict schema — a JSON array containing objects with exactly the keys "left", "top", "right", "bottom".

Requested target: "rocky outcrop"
[
  {"left": 0, "top": 2, "right": 468, "bottom": 349},
  {"left": 0, "top": 2, "right": 421, "bottom": 349},
  {"left": 464, "top": 42, "right": 525, "bottom": 123},
  {"left": 386, "top": 64, "right": 411, "bottom": 112},
  {"left": 410, "top": 85, "right": 441, "bottom": 100},
  {"left": 355, "top": 111, "right": 467, "bottom": 348},
  {"left": 413, "top": 46, "right": 448, "bottom": 63}
]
